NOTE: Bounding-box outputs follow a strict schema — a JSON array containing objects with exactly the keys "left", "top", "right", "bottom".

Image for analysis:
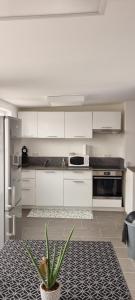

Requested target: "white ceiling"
[{"left": 0, "top": 0, "right": 135, "bottom": 107}]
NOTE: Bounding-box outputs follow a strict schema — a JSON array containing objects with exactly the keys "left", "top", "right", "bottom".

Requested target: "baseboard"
[{"left": 92, "top": 207, "right": 125, "bottom": 212}]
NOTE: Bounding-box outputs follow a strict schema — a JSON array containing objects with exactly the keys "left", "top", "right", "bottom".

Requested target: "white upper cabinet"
[
  {"left": 37, "top": 112, "right": 64, "bottom": 138},
  {"left": 65, "top": 112, "right": 92, "bottom": 138},
  {"left": 93, "top": 112, "right": 121, "bottom": 131},
  {"left": 18, "top": 111, "right": 38, "bottom": 138}
]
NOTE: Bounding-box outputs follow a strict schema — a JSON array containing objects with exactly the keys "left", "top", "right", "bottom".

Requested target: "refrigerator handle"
[
  {"left": 6, "top": 214, "right": 16, "bottom": 237},
  {"left": 12, "top": 186, "right": 15, "bottom": 207},
  {"left": 12, "top": 215, "right": 16, "bottom": 236},
  {"left": 8, "top": 186, "right": 16, "bottom": 207}
]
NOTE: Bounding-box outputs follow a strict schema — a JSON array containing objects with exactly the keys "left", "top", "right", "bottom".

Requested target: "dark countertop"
[
  {"left": 22, "top": 165, "right": 125, "bottom": 171},
  {"left": 22, "top": 156, "right": 125, "bottom": 171},
  {"left": 22, "top": 165, "right": 92, "bottom": 171},
  {"left": 127, "top": 167, "right": 135, "bottom": 172}
]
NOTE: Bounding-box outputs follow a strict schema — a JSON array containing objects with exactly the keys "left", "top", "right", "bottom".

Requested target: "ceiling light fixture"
[
  {"left": 0, "top": 0, "right": 107, "bottom": 20},
  {"left": 47, "top": 95, "right": 84, "bottom": 106}
]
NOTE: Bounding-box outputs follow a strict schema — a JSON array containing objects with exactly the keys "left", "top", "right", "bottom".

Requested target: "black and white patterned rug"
[{"left": 0, "top": 240, "right": 131, "bottom": 300}]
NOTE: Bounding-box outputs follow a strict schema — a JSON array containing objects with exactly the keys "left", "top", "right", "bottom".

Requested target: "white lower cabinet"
[
  {"left": 22, "top": 180, "right": 36, "bottom": 206},
  {"left": 125, "top": 168, "right": 135, "bottom": 214},
  {"left": 22, "top": 169, "right": 92, "bottom": 207},
  {"left": 64, "top": 179, "right": 92, "bottom": 207},
  {"left": 36, "top": 170, "right": 63, "bottom": 206},
  {"left": 21, "top": 170, "right": 36, "bottom": 206}
]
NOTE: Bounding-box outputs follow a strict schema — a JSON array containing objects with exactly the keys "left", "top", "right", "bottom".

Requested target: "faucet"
[
  {"left": 43, "top": 160, "right": 49, "bottom": 167},
  {"left": 62, "top": 158, "right": 66, "bottom": 168}
]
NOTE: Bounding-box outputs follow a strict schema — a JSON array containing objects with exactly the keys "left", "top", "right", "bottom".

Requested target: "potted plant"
[{"left": 26, "top": 225, "right": 74, "bottom": 300}]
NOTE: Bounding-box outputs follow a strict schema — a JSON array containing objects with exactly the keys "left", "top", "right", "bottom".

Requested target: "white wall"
[
  {"left": 21, "top": 133, "right": 124, "bottom": 157},
  {"left": 20, "top": 102, "right": 125, "bottom": 158},
  {"left": 0, "top": 99, "right": 17, "bottom": 117},
  {"left": 124, "top": 100, "right": 135, "bottom": 166}
]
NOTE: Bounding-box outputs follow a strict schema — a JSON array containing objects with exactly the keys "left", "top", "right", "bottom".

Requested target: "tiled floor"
[{"left": 22, "top": 209, "right": 135, "bottom": 299}]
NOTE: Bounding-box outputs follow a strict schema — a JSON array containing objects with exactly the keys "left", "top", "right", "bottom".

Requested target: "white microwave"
[{"left": 68, "top": 155, "right": 89, "bottom": 167}]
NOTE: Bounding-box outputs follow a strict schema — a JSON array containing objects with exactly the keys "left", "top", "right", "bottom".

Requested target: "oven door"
[{"left": 93, "top": 176, "right": 122, "bottom": 198}]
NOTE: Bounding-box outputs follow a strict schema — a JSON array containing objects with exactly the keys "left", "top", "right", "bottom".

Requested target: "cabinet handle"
[
  {"left": 44, "top": 171, "right": 56, "bottom": 173},
  {"left": 73, "top": 180, "right": 84, "bottom": 183},
  {"left": 22, "top": 188, "right": 31, "bottom": 191},
  {"left": 22, "top": 179, "right": 31, "bottom": 182},
  {"left": 47, "top": 136, "right": 58, "bottom": 138},
  {"left": 74, "top": 136, "right": 86, "bottom": 138},
  {"left": 101, "top": 126, "right": 112, "bottom": 129}
]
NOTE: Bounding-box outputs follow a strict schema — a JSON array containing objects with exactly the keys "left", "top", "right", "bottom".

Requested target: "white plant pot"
[{"left": 40, "top": 283, "right": 61, "bottom": 300}]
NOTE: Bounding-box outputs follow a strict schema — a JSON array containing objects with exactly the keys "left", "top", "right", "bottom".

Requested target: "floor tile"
[
  {"left": 118, "top": 258, "right": 135, "bottom": 272},
  {"left": 130, "top": 290, "right": 135, "bottom": 300},
  {"left": 115, "top": 247, "right": 128, "bottom": 258},
  {"left": 124, "top": 273, "right": 135, "bottom": 290}
]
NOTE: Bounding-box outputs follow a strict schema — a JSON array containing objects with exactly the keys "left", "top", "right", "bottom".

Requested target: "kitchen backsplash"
[{"left": 20, "top": 133, "right": 125, "bottom": 158}]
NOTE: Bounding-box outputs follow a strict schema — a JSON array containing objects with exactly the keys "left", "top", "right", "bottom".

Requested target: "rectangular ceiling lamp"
[
  {"left": 0, "top": 0, "right": 107, "bottom": 20},
  {"left": 48, "top": 95, "right": 84, "bottom": 106}
]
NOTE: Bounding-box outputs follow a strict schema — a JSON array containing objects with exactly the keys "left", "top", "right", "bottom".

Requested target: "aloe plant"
[{"left": 26, "top": 225, "right": 74, "bottom": 290}]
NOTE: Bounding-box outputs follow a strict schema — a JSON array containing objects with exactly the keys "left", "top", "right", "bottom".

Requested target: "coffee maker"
[{"left": 22, "top": 146, "right": 29, "bottom": 166}]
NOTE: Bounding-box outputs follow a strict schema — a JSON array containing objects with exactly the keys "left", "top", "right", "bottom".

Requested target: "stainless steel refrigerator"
[{"left": 0, "top": 116, "right": 22, "bottom": 249}]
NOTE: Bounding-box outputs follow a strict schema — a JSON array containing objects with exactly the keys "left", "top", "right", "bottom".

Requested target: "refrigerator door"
[
  {"left": 0, "top": 117, "right": 4, "bottom": 249},
  {"left": 5, "top": 199, "right": 22, "bottom": 241},
  {"left": 5, "top": 117, "right": 22, "bottom": 211}
]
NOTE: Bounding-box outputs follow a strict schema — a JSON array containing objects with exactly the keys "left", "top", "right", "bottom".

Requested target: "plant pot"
[{"left": 40, "top": 282, "right": 61, "bottom": 300}]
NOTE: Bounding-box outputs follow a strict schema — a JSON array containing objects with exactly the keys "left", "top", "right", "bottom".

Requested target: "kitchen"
[
  {"left": 19, "top": 109, "right": 123, "bottom": 212},
  {"left": 0, "top": 101, "right": 134, "bottom": 245},
  {"left": 0, "top": 0, "right": 135, "bottom": 299},
  {"left": 1, "top": 101, "right": 135, "bottom": 300}
]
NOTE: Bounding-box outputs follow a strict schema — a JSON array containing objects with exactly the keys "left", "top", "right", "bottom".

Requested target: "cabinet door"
[
  {"left": 93, "top": 112, "right": 121, "bottom": 130},
  {"left": 36, "top": 170, "right": 63, "bottom": 206},
  {"left": 125, "top": 169, "right": 134, "bottom": 214},
  {"left": 18, "top": 112, "right": 37, "bottom": 137},
  {"left": 64, "top": 179, "right": 92, "bottom": 207},
  {"left": 22, "top": 179, "right": 35, "bottom": 206},
  {"left": 65, "top": 112, "right": 92, "bottom": 138},
  {"left": 37, "top": 112, "right": 64, "bottom": 138}
]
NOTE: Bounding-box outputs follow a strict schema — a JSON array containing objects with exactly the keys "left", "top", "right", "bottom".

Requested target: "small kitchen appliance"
[
  {"left": 68, "top": 155, "right": 89, "bottom": 167},
  {"left": 22, "top": 145, "right": 29, "bottom": 166}
]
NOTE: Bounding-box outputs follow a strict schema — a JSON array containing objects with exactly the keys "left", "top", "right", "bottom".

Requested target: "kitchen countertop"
[
  {"left": 127, "top": 166, "right": 135, "bottom": 172},
  {"left": 22, "top": 165, "right": 125, "bottom": 171}
]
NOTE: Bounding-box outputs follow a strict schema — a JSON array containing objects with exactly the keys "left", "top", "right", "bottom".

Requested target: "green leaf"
[
  {"left": 50, "top": 226, "right": 74, "bottom": 288},
  {"left": 50, "top": 245, "right": 56, "bottom": 282},
  {"left": 26, "top": 243, "right": 47, "bottom": 288},
  {"left": 45, "top": 224, "right": 51, "bottom": 288}
]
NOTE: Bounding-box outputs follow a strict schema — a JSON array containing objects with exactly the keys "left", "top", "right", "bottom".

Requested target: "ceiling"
[{"left": 0, "top": 0, "right": 135, "bottom": 107}]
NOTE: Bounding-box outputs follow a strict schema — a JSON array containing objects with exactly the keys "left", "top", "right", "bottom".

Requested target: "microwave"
[{"left": 68, "top": 155, "right": 89, "bottom": 167}]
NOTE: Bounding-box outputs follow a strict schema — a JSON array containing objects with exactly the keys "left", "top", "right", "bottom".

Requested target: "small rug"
[
  {"left": 27, "top": 207, "right": 93, "bottom": 219},
  {"left": 0, "top": 240, "right": 131, "bottom": 300}
]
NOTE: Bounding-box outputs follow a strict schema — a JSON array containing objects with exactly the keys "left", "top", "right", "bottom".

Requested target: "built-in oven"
[{"left": 93, "top": 170, "right": 123, "bottom": 201}]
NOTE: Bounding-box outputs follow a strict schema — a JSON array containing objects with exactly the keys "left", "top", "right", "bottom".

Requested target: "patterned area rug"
[
  {"left": 0, "top": 240, "right": 131, "bottom": 300},
  {"left": 27, "top": 207, "right": 93, "bottom": 219}
]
